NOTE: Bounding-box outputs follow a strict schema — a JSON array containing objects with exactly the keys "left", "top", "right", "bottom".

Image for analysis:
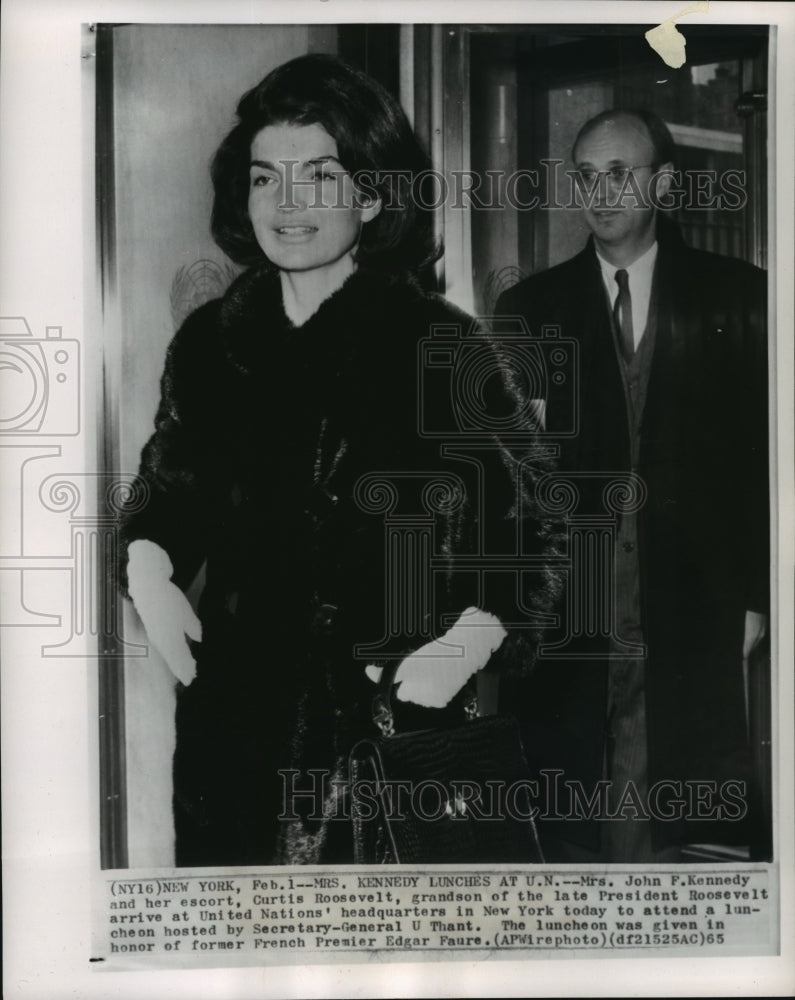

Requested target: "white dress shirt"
[{"left": 596, "top": 241, "right": 658, "bottom": 351}]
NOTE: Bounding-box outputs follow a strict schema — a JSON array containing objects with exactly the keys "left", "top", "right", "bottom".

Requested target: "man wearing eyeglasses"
[{"left": 497, "top": 109, "right": 768, "bottom": 863}]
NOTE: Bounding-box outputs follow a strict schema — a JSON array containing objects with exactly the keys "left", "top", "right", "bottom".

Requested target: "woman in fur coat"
[{"left": 120, "top": 53, "right": 560, "bottom": 866}]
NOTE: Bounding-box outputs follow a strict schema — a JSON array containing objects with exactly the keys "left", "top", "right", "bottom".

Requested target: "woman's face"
[{"left": 248, "top": 121, "right": 380, "bottom": 276}]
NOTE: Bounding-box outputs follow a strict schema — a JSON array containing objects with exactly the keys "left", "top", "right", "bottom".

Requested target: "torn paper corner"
[{"left": 645, "top": 1, "right": 710, "bottom": 69}]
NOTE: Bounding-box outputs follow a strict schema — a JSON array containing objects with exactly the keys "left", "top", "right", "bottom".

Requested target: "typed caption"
[{"left": 93, "top": 865, "right": 777, "bottom": 968}]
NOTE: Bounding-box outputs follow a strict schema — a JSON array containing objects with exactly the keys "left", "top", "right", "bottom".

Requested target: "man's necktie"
[{"left": 613, "top": 268, "right": 634, "bottom": 361}]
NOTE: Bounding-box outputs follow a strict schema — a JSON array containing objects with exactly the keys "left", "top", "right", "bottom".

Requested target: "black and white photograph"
[
  {"left": 100, "top": 19, "right": 773, "bottom": 868},
  {"left": 1, "top": 1, "right": 793, "bottom": 997}
]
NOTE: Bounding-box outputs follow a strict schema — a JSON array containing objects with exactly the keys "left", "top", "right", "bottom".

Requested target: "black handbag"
[{"left": 348, "top": 661, "right": 544, "bottom": 864}]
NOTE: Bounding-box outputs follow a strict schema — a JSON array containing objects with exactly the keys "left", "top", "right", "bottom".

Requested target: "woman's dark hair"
[{"left": 211, "top": 53, "right": 441, "bottom": 273}]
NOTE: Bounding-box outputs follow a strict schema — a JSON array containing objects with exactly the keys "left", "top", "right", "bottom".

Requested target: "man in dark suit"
[{"left": 497, "top": 109, "right": 768, "bottom": 862}]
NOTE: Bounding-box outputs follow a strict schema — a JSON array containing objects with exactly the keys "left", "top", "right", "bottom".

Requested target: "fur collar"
[{"left": 217, "top": 265, "right": 433, "bottom": 377}]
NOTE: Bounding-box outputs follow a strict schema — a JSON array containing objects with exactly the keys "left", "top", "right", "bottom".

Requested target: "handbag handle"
[{"left": 371, "top": 656, "right": 478, "bottom": 738}]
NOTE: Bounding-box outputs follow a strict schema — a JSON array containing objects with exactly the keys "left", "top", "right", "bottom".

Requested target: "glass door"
[{"left": 436, "top": 24, "right": 768, "bottom": 313}]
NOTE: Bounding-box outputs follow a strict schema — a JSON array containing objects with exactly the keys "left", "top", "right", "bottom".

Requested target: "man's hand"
[
  {"left": 126, "top": 539, "right": 202, "bottom": 686},
  {"left": 743, "top": 609, "right": 767, "bottom": 661},
  {"left": 365, "top": 608, "right": 506, "bottom": 709}
]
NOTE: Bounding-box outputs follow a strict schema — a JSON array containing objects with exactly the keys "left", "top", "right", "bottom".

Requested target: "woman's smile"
[{"left": 273, "top": 223, "right": 320, "bottom": 238}]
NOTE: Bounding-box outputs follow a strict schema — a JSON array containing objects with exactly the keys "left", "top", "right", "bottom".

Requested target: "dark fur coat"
[{"left": 120, "top": 265, "right": 562, "bottom": 866}]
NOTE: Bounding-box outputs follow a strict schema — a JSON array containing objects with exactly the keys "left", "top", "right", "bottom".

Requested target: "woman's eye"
[{"left": 251, "top": 174, "right": 276, "bottom": 188}]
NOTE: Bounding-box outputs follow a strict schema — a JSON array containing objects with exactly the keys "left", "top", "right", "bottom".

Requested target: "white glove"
[
  {"left": 126, "top": 539, "right": 202, "bottom": 687},
  {"left": 365, "top": 607, "right": 507, "bottom": 709}
]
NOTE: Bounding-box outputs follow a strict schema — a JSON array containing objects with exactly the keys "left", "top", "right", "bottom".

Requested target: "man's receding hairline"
[{"left": 573, "top": 111, "right": 655, "bottom": 163}]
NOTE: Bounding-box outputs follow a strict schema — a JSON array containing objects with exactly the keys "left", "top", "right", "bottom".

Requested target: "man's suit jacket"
[{"left": 496, "top": 218, "right": 768, "bottom": 848}]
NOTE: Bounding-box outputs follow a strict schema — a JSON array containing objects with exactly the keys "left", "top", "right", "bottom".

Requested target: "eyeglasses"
[{"left": 575, "top": 165, "right": 655, "bottom": 185}]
